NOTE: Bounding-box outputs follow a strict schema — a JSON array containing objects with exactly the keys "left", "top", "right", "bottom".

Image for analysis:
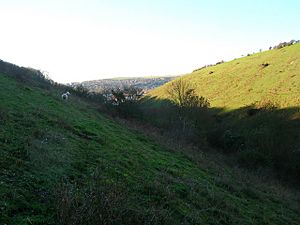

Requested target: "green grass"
[
  {"left": 1, "top": 73, "right": 300, "bottom": 224},
  {"left": 149, "top": 44, "right": 300, "bottom": 109}
]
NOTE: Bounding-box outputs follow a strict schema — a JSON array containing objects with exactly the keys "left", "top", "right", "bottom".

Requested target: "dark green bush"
[
  {"left": 273, "top": 149, "right": 300, "bottom": 184},
  {"left": 207, "top": 129, "right": 245, "bottom": 153},
  {"left": 73, "top": 84, "right": 89, "bottom": 97},
  {"left": 237, "top": 148, "right": 271, "bottom": 168}
]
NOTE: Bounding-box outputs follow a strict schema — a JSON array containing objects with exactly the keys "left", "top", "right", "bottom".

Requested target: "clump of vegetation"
[
  {"left": 261, "top": 62, "right": 270, "bottom": 68},
  {"left": 253, "top": 99, "right": 279, "bottom": 110},
  {"left": 100, "top": 86, "right": 144, "bottom": 119},
  {"left": 207, "top": 128, "right": 245, "bottom": 153},
  {"left": 0, "top": 59, "right": 54, "bottom": 88},
  {"left": 167, "top": 78, "right": 210, "bottom": 109},
  {"left": 205, "top": 100, "right": 300, "bottom": 183},
  {"left": 273, "top": 40, "right": 300, "bottom": 49},
  {"left": 73, "top": 84, "right": 89, "bottom": 97},
  {"left": 192, "top": 60, "right": 225, "bottom": 73}
]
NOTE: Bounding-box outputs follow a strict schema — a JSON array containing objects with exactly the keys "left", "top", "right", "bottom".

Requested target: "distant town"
[{"left": 69, "top": 76, "right": 177, "bottom": 94}]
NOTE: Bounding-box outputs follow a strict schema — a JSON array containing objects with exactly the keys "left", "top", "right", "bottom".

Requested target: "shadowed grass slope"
[
  {"left": 0, "top": 73, "right": 300, "bottom": 224},
  {"left": 149, "top": 43, "right": 300, "bottom": 109}
]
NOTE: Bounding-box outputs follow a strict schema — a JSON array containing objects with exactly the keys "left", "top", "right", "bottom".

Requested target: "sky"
[{"left": 0, "top": 0, "right": 299, "bottom": 83}]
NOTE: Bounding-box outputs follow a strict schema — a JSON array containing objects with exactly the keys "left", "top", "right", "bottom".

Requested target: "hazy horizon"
[{"left": 1, "top": 0, "right": 299, "bottom": 83}]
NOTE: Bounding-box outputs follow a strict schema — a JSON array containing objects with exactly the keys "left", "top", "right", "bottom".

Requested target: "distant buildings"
[{"left": 70, "top": 77, "right": 177, "bottom": 93}]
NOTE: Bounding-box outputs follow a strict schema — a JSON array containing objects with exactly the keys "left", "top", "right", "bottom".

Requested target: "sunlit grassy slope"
[
  {"left": 1, "top": 73, "right": 300, "bottom": 224},
  {"left": 149, "top": 44, "right": 300, "bottom": 109}
]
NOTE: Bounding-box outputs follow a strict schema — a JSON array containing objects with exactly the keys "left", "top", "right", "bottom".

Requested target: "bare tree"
[
  {"left": 167, "top": 78, "right": 210, "bottom": 133},
  {"left": 167, "top": 78, "right": 192, "bottom": 107},
  {"left": 167, "top": 78, "right": 209, "bottom": 108}
]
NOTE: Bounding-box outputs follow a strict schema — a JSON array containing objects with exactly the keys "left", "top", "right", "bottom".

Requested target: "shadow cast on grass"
[{"left": 137, "top": 96, "right": 300, "bottom": 185}]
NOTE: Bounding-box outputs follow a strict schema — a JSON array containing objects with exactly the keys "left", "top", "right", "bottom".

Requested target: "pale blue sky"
[{"left": 0, "top": 0, "right": 299, "bottom": 83}]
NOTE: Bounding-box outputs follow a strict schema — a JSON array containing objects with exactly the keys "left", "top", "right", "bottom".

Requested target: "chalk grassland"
[{"left": 149, "top": 44, "right": 300, "bottom": 109}]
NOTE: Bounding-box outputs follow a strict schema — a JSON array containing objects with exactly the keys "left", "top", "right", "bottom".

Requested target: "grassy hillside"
[
  {"left": 1, "top": 72, "right": 300, "bottom": 224},
  {"left": 149, "top": 43, "right": 300, "bottom": 109},
  {"left": 142, "top": 43, "right": 300, "bottom": 185}
]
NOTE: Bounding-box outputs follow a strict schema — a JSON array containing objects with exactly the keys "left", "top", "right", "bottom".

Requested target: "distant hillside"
[
  {"left": 149, "top": 43, "right": 300, "bottom": 109},
  {"left": 1, "top": 61, "right": 300, "bottom": 224},
  {"left": 71, "top": 76, "right": 177, "bottom": 93}
]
